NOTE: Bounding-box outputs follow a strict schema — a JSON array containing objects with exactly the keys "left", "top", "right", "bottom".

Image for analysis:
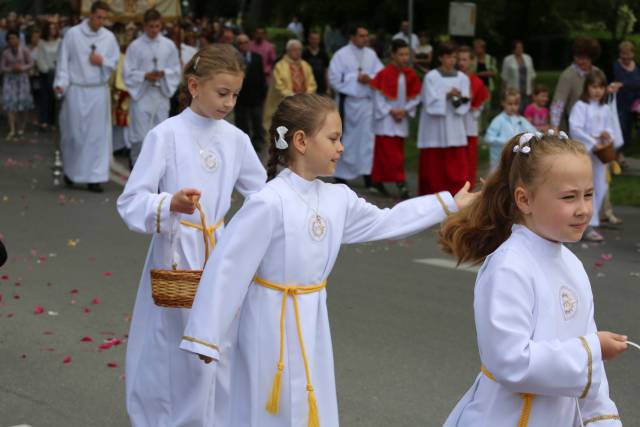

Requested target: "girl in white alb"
[
  {"left": 117, "top": 45, "right": 266, "bottom": 426},
  {"left": 440, "top": 130, "right": 627, "bottom": 427},
  {"left": 180, "top": 93, "right": 477, "bottom": 427}
]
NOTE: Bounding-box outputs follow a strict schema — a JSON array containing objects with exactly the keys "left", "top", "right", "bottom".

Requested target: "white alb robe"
[
  {"left": 417, "top": 69, "right": 470, "bottom": 149},
  {"left": 373, "top": 74, "right": 421, "bottom": 138},
  {"left": 445, "top": 225, "right": 621, "bottom": 427},
  {"left": 117, "top": 107, "right": 266, "bottom": 427},
  {"left": 569, "top": 100, "right": 616, "bottom": 228},
  {"left": 181, "top": 168, "right": 458, "bottom": 426},
  {"left": 329, "top": 43, "right": 383, "bottom": 180},
  {"left": 123, "top": 34, "right": 181, "bottom": 162},
  {"left": 54, "top": 20, "right": 120, "bottom": 183}
]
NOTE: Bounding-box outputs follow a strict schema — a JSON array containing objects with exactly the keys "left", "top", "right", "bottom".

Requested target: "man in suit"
[{"left": 235, "top": 33, "right": 267, "bottom": 152}]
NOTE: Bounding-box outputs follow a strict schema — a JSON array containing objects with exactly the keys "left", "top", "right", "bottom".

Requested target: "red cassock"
[
  {"left": 369, "top": 64, "right": 421, "bottom": 183},
  {"left": 467, "top": 73, "right": 489, "bottom": 189}
]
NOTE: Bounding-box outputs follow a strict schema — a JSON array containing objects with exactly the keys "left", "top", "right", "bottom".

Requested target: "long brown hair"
[
  {"left": 440, "top": 132, "right": 587, "bottom": 265},
  {"left": 580, "top": 69, "right": 608, "bottom": 105},
  {"left": 266, "top": 94, "right": 337, "bottom": 180},
  {"left": 178, "top": 43, "right": 245, "bottom": 109}
]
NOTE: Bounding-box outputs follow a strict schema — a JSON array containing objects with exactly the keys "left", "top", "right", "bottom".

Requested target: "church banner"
[{"left": 81, "top": 0, "right": 181, "bottom": 21}]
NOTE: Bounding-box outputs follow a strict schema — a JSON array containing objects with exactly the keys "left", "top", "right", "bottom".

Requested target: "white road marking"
[{"left": 413, "top": 258, "right": 480, "bottom": 273}]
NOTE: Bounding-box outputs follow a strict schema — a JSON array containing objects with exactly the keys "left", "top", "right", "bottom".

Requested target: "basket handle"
[{"left": 192, "top": 198, "right": 210, "bottom": 268}]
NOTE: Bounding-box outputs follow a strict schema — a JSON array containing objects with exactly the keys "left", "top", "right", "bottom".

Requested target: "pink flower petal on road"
[
  {"left": 83, "top": 307, "right": 91, "bottom": 314},
  {"left": 594, "top": 260, "right": 604, "bottom": 268},
  {"left": 34, "top": 305, "right": 45, "bottom": 314},
  {"left": 13, "top": 294, "right": 20, "bottom": 300},
  {"left": 600, "top": 253, "right": 613, "bottom": 261},
  {"left": 43, "top": 331, "right": 55, "bottom": 335},
  {"left": 98, "top": 342, "right": 113, "bottom": 350},
  {"left": 7, "top": 313, "right": 14, "bottom": 318},
  {"left": 70, "top": 289, "right": 79, "bottom": 294},
  {"left": 80, "top": 336, "right": 93, "bottom": 342},
  {"left": 91, "top": 298, "right": 101, "bottom": 305},
  {"left": 108, "top": 338, "right": 122, "bottom": 346},
  {"left": 63, "top": 356, "right": 72, "bottom": 364},
  {"left": 1, "top": 275, "right": 8, "bottom": 280},
  {"left": 102, "top": 272, "right": 112, "bottom": 277},
  {"left": 107, "top": 362, "right": 119, "bottom": 368}
]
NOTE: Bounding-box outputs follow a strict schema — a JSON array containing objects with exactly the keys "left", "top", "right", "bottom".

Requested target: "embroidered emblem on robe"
[{"left": 559, "top": 286, "right": 578, "bottom": 320}]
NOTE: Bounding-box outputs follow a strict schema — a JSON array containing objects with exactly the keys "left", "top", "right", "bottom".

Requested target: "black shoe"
[
  {"left": 396, "top": 182, "right": 411, "bottom": 200},
  {"left": 64, "top": 174, "right": 74, "bottom": 187},
  {"left": 87, "top": 183, "right": 104, "bottom": 193},
  {"left": 370, "top": 182, "right": 389, "bottom": 196},
  {"left": 363, "top": 175, "right": 373, "bottom": 189},
  {"left": 334, "top": 177, "right": 348, "bottom": 185}
]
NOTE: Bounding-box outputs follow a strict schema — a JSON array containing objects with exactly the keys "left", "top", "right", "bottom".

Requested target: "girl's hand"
[
  {"left": 453, "top": 181, "right": 479, "bottom": 210},
  {"left": 198, "top": 354, "right": 214, "bottom": 364},
  {"left": 607, "top": 82, "right": 623, "bottom": 94},
  {"left": 170, "top": 188, "right": 201, "bottom": 214},
  {"left": 597, "top": 331, "right": 628, "bottom": 360}
]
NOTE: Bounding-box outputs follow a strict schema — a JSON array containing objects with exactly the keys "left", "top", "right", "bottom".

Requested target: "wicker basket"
[
  {"left": 593, "top": 142, "right": 616, "bottom": 164},
  {"left": 150, "top": 201, "right": 210, "bottom": 308}
]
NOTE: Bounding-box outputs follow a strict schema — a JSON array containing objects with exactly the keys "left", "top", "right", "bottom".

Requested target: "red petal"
[
  {"left": 108, "top": 338, "right": 122, "bottom": 346},
  {"left": 63, "top": 356, "right": 72, "bottom": 364},
  {"left": 1, "top": 275, "right": 8, "bottom": 280},
  {"left": 80, "top": 336, "right": 93, "bottom": 342},
  {"left": 90, "top": 298, "right": 101, "bottom": 305},
  {"left": 43, "top": 331, "right": 55, "bottom": 335},
  {"left": 98, "top": 342, "right": 113, "bottom": 350},
  {"left": 34, "top": 305, "right": 45, "bottom": 314},
  {"left": 7, "top": 313, "right": 14, "bottom": 318},
  {"left": 13, "top": 294, "right": 20, "bottom": 299},
  {"left": 0, "top": 293, "right": 3, "bottom": 303},
  {"left": 594, "top": 260, "right": 604, "bottom": 267},
  {"left": 107, "top": 362, "right": 118, "bottom": 368},
  {"left": 14, "top": 281, "right": 21, "bottom": 287},
  {"left": 83, "top": 307, "right": 91, "bottom": 314},
  {"left": 102, "top": 271, "right": 112, "bottom": 277},
  {"left": 70, "top": 289, "right": 79, "bottom": 294}
]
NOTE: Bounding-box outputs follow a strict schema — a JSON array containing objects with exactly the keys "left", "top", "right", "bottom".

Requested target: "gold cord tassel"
[
  {"left": 265, "top": 363, "right": 284, "bottom": 414},
  {"left": 307, "top": 385, "right": 320, "bottom": 427}
]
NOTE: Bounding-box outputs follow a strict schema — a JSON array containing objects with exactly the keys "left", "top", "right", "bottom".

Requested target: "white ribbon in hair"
[
  {"left": 558, "top": 130, "right": 569, "bottom": 140},
  {"left": 513, "top": 132, "right": 534, "bottom": 154},
  {"left": 275, "top": 126, "right": 289, "bottom": 150},
  {"left": 194, "top": 56, "right": 200, "bottom": 71}
]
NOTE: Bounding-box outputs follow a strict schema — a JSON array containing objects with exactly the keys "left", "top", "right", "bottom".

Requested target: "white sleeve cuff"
[
  {"left": 580, "top": 333, "right": 603, "bottom": 399},
  {"left": 155, "top": 192, "right": 178, "bottom": 235},
  {"left": 180, "top": 336, "right": 221, "bottom": 361}
]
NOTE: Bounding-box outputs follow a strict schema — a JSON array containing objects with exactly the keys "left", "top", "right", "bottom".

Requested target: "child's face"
[
  {"left": 189, "top": 72, "right": 244, "bottom": 120},
  {"left": 502, "top": 95, "right": 520, "bottom": 115},
  {"left": 587, "top": 83, "right": 606, "bottom": 102},
  {"left": 391, "top": 47, "right": 410, "bottom": 68},
  {"left": 456, "top": 52, "right": 471, "bottom": 72},
  {"left": 7, "top": 34, "right": 19, "bottom": 48},
  {"left": 439, "top": 53, "right": 456, "bottom": 70},
  {"left": 533, "top": 91, "right": 549, "bottom": 107},
  {"left": 517, "top": 153, "right": 593, "bottom": 243},
  {"left": 302, "top": 111, "right": 344, "bottom": 178}
]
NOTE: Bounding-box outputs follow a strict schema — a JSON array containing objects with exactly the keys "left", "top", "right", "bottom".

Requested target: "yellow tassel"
[
  {"left": 307, "top": 385, "right": 320, "bottom": 427},
  {"left": 265, "top": 364, "right": 284, "bottom": 414},
  {"left": 611, "top": 160, "right": 622, "bottom": 176}
]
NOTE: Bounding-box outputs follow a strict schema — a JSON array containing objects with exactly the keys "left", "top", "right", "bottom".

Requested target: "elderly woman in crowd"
[
  {"left": 613, "top": 40, "right": 640, "bottom": 154},
  {"left": 501, "top": 39, "right": 536, "bottom": 112},
  {"left": 262, "top": 38, "right": 317, "bottom": 134}
]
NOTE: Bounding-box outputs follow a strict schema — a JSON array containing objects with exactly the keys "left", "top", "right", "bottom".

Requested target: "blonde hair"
[
  {"left": 178, "top": 43, "right": 245, "bottom": 108},
  {"left": 439, "top": 133, "right": 588, "bottom": 265},
  {"left": 266, "top": 94, "right": 337, "bottom": 180},
  {"left": 619, "top": 40, "right": 634, "bottom": 53}
]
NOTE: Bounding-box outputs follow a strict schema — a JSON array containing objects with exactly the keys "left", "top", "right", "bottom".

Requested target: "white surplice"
[
  {"left": 417, "top": 69, "right": 470, "bottom": 148},
  {"left": 117, "top": 107, "right": 266, "bottom": 427},
  {"left": 569, "top": 100, "right": 615, "bottom": 228},
  {"left": 372, "top": 74, "right": 421, "bottom": 137},
  {"left": 329, "top": 42, "right": 383, "bottom": 180},
  {"left": 180, "top": 168, "right": 458, "bottom": 426},
  {"left": 444, "top": 225, "right": 621, "bottom": 427},
  {"left": 123, "top": 34, "right": 181, "bottom": 163},
  {"left": 54, "top": 19, "right": 119, "bottom": 183}
]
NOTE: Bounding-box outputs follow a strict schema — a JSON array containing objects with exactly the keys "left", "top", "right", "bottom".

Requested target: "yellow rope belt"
[
  {"left": 481, "top": 365, "right": 535, "bottom": 427},
  {"left": 254, "top": 276, "right": 327, "bottom": 427},
  {"left": 180, "top": 218, "right": 225, "bottom": 249}
]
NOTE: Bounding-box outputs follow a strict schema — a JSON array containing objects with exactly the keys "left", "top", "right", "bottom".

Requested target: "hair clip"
[
  {"left": 194, "top": 56, "right": 200, "bottom": 71},
  {"left": 513, "top": 145, "right": 531, "bottom": 154},
  {"left": 558, "top": 130, "right": 569, "bottom": 140},
  {"left": 513, "top": 132, "right": 534, "bottom": 155},
  {"left": 275, "top": 126, "right": 289, "bottom": 150},
  {"left": 546, "top": 128, "right": 555, "bottom": 137}
]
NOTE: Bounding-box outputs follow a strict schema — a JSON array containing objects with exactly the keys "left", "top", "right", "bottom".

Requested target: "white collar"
[
  {"left": 182, "top": 107, "right": 220, "bottom": 129},
  {"left": 280, "top": 168, "right": 315, "bottom": 193},
  {"left": 511, "top": 224, "right": 563, "bottom": 256}
]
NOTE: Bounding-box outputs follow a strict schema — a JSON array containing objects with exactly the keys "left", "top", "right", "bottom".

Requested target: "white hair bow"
[
  {"left": 275, "top": 126, "right": 289, "bottom": 150},
  {"left": 513, "top": 132, "right": 533, "bottom": 154}
]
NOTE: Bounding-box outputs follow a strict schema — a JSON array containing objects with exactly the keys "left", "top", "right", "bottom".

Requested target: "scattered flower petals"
[
  {"left": 43, "top": 331, "right": 55, "bottom": 335},
  {"left": 34, "top": 305, "right": 45, "bottom": 314},
  {"left": 90, "top": 298, "right": 101, "bottom": 305},
  {"left": 7, "top": 313, "right": 14, "bottom": 318},
  {"left": 102, "top": 272, "right": 112, "bottom": 277},
  {"left": 70, "top": 289, "right": 79, "bottom": 294},
  {"left": 98, "top": 342, "right": 113, "bottom": 350},
  {"left": 14, "top": 281, "right": 21, "bottom": 287},
  {"left": 13, "top": 294, "right": 20, "bottom": 300},
  {"left": 83, "top": 307, "right": 91, "bottom": 314},
  {"left": 107, "top": 362, "right": 119, "bottom": 368},
  {"left": 70, "top": 299, "right": 77, "bottom": 305},
  {"left": 600, "top": 253, "right": 613, "bottom": 261},
  {"left": 47, "top": 311, "right": 59, "bottom": 316},
  {"left": 594, "top": 260, "right": 604, "bottom": 268},
  {"left": 80, "top": 336, "right": 93, "bottom": 342},
  {"left": 0, "top": 293, "right": 3, "bottom": 303},
  {"left": 63, "top": 356, "right": 72, "bottom": 364},
  {"left": 1, "top": 275, "right": 8, "bottom": 280}
]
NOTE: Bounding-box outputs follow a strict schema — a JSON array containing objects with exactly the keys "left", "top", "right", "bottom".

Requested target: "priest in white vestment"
[
  {"left": 123, "top": 9, "right": 181, "bottom": 166},
  {"left": 54, "top": 1, "right": 120, "bottom": 193},
  {"left": 328, "top": 25, "right": 383, "bottom": 186}
]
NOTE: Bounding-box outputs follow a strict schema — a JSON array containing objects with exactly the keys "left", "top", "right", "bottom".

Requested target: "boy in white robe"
[
  {"left": 123, "top": 9, "right": 181, "bottom": 166},
  {"left": 54, "top": 1, "right": 120, "bottom": 193},
  {"left": 118, "top": 44, "right": 266, "bottom": 427},
  {"left": 180, "top": 94, "right": 476, "bottom": 427},
  {"left": 328, "top": 24, "right": 383, "bottom": 187}
]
